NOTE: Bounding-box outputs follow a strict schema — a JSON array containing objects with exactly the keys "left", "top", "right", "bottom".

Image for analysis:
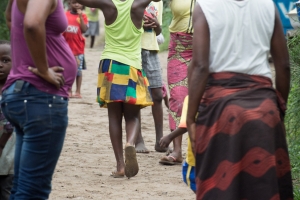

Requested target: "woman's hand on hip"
[{"left": 28, "top": 66, "right": 65, "bottom": 89}]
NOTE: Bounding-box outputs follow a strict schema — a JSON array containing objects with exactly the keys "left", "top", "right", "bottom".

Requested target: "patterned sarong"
[
  {"left": 195, "top": 72, "right": 293, "bottom": 200},
  {"left": 167, "top": 32, "right": 193, "bottom": 130},
  {"left": 97, "top": 59, "right": 153, "bottom": 108}
]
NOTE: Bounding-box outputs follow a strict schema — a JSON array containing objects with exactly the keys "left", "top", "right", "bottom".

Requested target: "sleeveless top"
[
  {"left": 5, "top": 0, "right": 77, "bottom": 97},
  {"left": 197, "top": 0, "right": 275, "bottom": 79},
  {"left": 100, "top": 0, "right": 143, "bottom": 69},
  {"left": 169, "top": 0, "right": 195, "bottom": 34}
]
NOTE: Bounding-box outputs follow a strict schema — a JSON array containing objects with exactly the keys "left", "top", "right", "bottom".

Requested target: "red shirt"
[{"left": 63, "top": 11, "right": 88, "bottom": 56}]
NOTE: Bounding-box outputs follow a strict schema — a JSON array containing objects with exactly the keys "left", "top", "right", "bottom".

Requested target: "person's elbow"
[{"left": 23, "top": 19, "right": 42, "bottom": 35}]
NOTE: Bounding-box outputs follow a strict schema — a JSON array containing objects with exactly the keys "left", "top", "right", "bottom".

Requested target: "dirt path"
[{"left": 49, "top": 48, "right": 194, "bottom": 200}]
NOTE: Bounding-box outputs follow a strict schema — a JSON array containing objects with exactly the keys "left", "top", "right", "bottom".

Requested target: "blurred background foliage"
[{"left": 0, "top": 0, "right": 10, "bottom": 40}]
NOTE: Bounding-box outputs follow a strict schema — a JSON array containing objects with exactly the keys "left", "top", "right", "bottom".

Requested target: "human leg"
[
  {"left": 0, "top": 175, "right": 14, "bottom": 200},
  {"left": 1, "top": 82, "right": 68, "bottom": 199},
  {"left": 135, "top": 112, "right": 150, "bottom": 153},
  {"left": 74, "top": 54, "right": 83, "bottom": 98},
  {"left": 107, "top": 102, "right": 125, "bottom": 177},
  {"left": 123, "top": 103, "right": 140, "bottom": 178},
  {"left": 90, "top": 36, "right": 95, "bottom": 48}
]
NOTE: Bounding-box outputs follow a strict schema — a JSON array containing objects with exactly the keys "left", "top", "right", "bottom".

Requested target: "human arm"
[
  {"left": 143, "top": 13, "right": 162, "bottom": 35},
  {"left": 77, "top": 10, "right": 88, "bottom": 33},
  {"left": 159, "top": 128, "right": 187, "bottom": 148},
  {"left": 5, "top": 0, "right": 14, "bottom": 30},
  {"left": 270, "top": 6, "right": 290, "bottom": 103},
  {"left": 22, "top": 0, "right": 65, "bottom": 89},
  {"left": 186, "top": 3, "right": 210, "bottom": 154}
]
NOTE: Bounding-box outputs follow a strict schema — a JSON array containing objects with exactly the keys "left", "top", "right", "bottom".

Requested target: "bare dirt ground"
[{"left": 49, "top": 48, "right": 194, "bottom": 200}]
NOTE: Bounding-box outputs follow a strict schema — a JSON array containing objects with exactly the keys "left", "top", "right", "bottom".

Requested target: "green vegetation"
[
  {"left": 160, "top": 0, "right": 172, "bottom": 51},
  {"left": 0, "top": 0, "right": 9, "bottom": 40},
  {"left": 286, "top": 32, "right": 300, "bottom": 198}
]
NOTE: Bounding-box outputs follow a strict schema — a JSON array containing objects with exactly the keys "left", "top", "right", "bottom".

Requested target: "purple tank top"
[{"left": 4, "top": 0, "right": 77, "bottom": 97}]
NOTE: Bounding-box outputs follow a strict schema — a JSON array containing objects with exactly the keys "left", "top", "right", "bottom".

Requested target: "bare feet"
[
  {"left": 110, "top": 171, "right": 124, "bottom": 178},
  {"left": 135, "top": 142, "right": 150, "bottom": 154},
  {"left": 155, "top": 142, "right": 169, "bottom": 153}
]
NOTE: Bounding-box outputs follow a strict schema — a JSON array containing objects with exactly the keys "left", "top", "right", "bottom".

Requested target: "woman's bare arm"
[
  {"left": 186, "top": 3, "right": 210, "bottom": 153},
  {"left": 5, "top": 0, "right": 14, "bottom": 30},
  {"left": 21, "top": 0, "right": 65, "bottom": 89},
  {"left": 270, "top": 6, "right": 290, "bottom": 103}
]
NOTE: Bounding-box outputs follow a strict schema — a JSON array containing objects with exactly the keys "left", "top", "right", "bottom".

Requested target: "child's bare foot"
[
  {"left": 155, "top": 142, "right": 169, "bottom": 152},
  {"left": 135, "top": 142, "right": 150, "bottom": 154},
  {"left": 110, "top": 171, "right": 125, "bottom": 178},
  {"left": 124, "top": 145, "right": 139, "bottom": 178},
  {"left": 73, "top": 93, "right": 82, "bottom": 98}
]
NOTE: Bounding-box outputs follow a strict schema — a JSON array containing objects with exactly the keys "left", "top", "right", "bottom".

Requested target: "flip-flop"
[
  {"left": 110, "top": 171, "right": 125, "bottom": 178},
  {"left": 159, "top": 155, "right": 183, "bottom": 166},
  {"left": 124, "top": 145, "right": 139, "bottom": 178}
]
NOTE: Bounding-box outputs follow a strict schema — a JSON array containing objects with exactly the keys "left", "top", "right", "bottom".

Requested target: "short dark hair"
[{"left": 0, "top": 40, "right": 10, "bottom": 45}]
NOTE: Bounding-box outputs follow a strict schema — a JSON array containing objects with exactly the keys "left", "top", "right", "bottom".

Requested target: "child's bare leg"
[
  {"left": 75, "top": 74, "right": 82, "bottom": 97},
  {"left": 107, "top": 102, "right": 124, "bottom": 175},
  {"left": 123, "top": 103, "right": 140, "bottom": 178},
  {"left": 150, "top": 87, "right": 168, "bottom": 152},
  {"left": 163, "top": 94, "right": 169, "bottom": 109},
  {"left": 123, "top": 104, "right": 140, "bottom": 145},
  {"left": 135, "top": 112, "right": 150, "bottom": 153},
  {"left": 171, "top": 134, "right": 183, "bottom": 160},
  {"left": 91, "top": 36, "right": 95, "bottom": 48}
]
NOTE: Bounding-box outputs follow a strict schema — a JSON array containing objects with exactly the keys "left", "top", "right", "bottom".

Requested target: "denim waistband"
[{"left": 3, "top": 80, "right": 67, "bottom": 100}]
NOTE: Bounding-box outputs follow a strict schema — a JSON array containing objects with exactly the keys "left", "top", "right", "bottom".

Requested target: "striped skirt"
[
  {"left": 195, "top": 72, "right": 293, "bottom": 200},
  {"left": 97, "top": 59, "right": 153, "bottom": 108}
]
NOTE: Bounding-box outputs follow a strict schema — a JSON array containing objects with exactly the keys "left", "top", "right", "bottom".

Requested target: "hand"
[
  {"left": 159, "top": 135, "right": 172, "bottom": 148},
  {"left": 143, "top": 13, "right": 159, "bottom": 29},
  {"left": 28, "top": 66, "right": 65, "bottom": 89},
  {"left": 77, "top": 9, "right": 82, "bottom": 15}
]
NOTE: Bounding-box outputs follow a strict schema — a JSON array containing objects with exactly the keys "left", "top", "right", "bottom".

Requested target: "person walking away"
[
  {"left": 187, "top": 0, "right": 293, "bottom": 199},
  {"left": 85, "top": 7, "right": 100, "bottom": 48},
  {"left": 159, "top": 0, "right": 195, "bottom": 165},
  {"left": 77, "top": 0, "right": 159, "bottom": 178},
  {"left": 0, "top": 40, "right": 15, "bottom": 200},
  {"left": 3, "top": 0, "right": 77, "bottom": 199},
  {"left": 135, "top": 0, "right": 165, "bottom": 153},
  {"left": 63, "top": 0, "right": 88, "bottom": 98}
]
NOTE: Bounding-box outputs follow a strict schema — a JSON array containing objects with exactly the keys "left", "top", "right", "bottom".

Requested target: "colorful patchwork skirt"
[{"left": 97, "top": 59, "right": 153, "bottom": 108}]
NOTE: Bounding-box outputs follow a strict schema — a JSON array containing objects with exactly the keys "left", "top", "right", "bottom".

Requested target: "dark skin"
[
  {"left": 69, "top": 0, "right": 88, "bottom": 33},
  {"left": 68, "top": 0, "right": 88, "bottom": 97},
  {"left": 136, "top": 7, "right": 163, "bottom": 153},
  {"left": 77, "top": 0, "right": 161, "bottom": 176},
  {"left": 6, "top": 0, "right": 65, "bottom": 89},
  {"left": 0, "top": 44, "right": 13, "bottom": 157},
  {"left": 187, "top": 3, "right": 290, "bottom": 155}
]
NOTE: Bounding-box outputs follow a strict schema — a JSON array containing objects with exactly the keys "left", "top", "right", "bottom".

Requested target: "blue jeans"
[{"left": 0, "top": 81, "right": 68, "bottom": 200}]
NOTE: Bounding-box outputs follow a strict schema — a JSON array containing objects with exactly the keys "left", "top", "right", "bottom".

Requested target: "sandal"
[{"left": 159, "top": 155, "right": 183, "bottom": 166}]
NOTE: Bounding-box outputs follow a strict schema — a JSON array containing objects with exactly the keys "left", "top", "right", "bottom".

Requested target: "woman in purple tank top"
[{"left": 2, "top": 0, "right": 77, "bottom": 199}]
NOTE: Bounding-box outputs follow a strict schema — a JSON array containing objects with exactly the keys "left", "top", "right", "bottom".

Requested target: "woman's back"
[{"left": 198, "top": 0, "right": 275, "bottom": 79}]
